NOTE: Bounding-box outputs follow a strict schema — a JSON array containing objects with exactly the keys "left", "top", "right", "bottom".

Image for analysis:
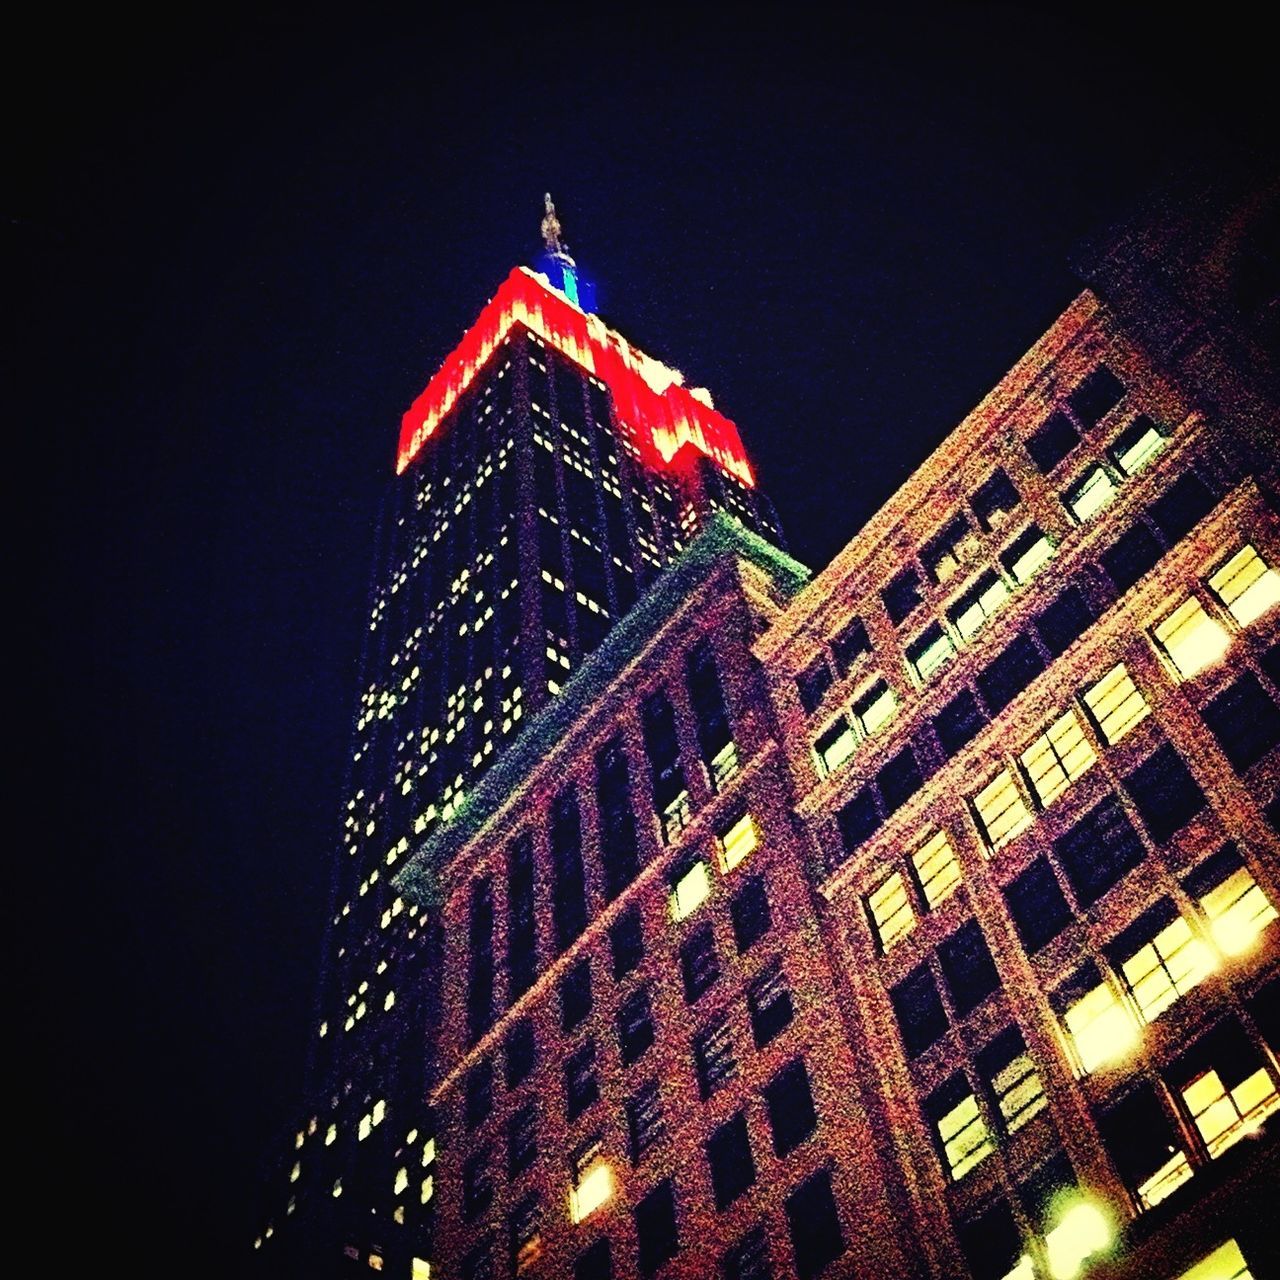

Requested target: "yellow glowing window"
[
  {"left": 1005, "top": 529, "right": 1055, "bottom": 584},
  {"left": 671, "top": 860, "right": 712, "bottom": 921},
  {"left": 325, "top": 1124, "right": 337, "bottom": 1146},
  {"left": 1061, "top": 980, "right": 1137, "bottom": 1076},
  {"left": 972, "top": 769, "right": 1033, "bottom": 853},
  {"left": 815, "top": 718, "right": 858, "bottom": 776},
  {"left": 1082, "top": 663, "right": 1149, "bottom": 744},
  {"left": 935, "top": 1092, "right": 993, "bottom": 1180},
  {"left": 369, "top": 1254, "right": 384, "bottom": 1271},
  {"left": 1044, "top": 1200, "right": 1113, "bottom": 1280},
  {"left": 718, "top": 813, "right": 760, "bottom": 873},
  {"left": 1199, "top": 866, "right": 1278, "bottom": 956},
  {"left": 1113, "top": 421, "right": 1166, "bottom": 476},
  {"left": 1136, "top": 1147, "right": 1193, "bottom": 1211},
  {"left": 1020, "top": 709, "right": 1097, "bottom": 807},
  {"left": 866, "top": 870, "right": 915, "bottom": 951},
  {"left": 854, "top": 679, "right": 898, "bottom": 736},
  {"left": 290, "top": 1162, "right": 301, "bottom": 1183},
  {"left": 951, "top": 572, "right": 1011, "bottom": 641},
  {"left": 1175, "top": 1239, "right": 1254, "bottom": 1280},
  {"left": 420, "top": 1175, "right": 434, "bottom": 1204},
  {"left": 569, "top": 1160, "right": 613, "bottom": 1223},
  {"left": 394, "top": 1167, "right": 408, "bottom": 1195},
  {"left": 411, "top": 1260, "right": 431, "bottom": 1280},
  {"left": 992, "top": 1053, "right": 1047, "bottom": 1134},
  {"left": 911, "top": 829, "right": 961, "bottom": 908},
  {"left": 1065, "top": 465, "right": 1117, "bottom": 523},
  {"left": 1182, "top": 1067, "right": 1279, "bottom": 1158},
  {"left": 1208, "top": 543, "right": 1280, "bottom": 626},
  {"left": 1152, "top": 595, "right": 1230, "bottom": 679},
  {"left": 358, "top": 1114, "right": 372, "bottom": 1141},
  {"left": 1119, "top": 917, "right": 1214, "bottom": 1023}
]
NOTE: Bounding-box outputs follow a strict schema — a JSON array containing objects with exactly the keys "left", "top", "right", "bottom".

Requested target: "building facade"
[{"left": 258, "top": 187, "right": 1279, "bottom": 1280}]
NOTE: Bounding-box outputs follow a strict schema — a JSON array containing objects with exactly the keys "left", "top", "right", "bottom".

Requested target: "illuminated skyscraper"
[{"left": 257, "top": 199, "right": 783, "bottom": 1277}]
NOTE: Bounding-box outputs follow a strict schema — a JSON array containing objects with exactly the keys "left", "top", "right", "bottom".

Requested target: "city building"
[{"left": 257, "top": 183, "right": 1279, "bottom": 1280}]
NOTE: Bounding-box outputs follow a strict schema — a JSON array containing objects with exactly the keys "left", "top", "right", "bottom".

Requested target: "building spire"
[{"left": 541, "top": 192, "right": 564, "bottom": 255}]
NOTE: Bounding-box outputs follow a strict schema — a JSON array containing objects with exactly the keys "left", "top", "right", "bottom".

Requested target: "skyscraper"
[
  {"left": 258, "top": 199, "right": 784, "bottom": 1277},
  {"left": 258, "top": 182, "right": 1278, "bottom": 1280}
]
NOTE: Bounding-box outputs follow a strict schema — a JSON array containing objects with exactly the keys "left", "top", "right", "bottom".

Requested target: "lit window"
[
  {"left": 926, "top": 1076, "right": 993, "bottom": 1181},
  {"left": 394, "top": 1167, "right": 408, "bottom": 1195},
  {"left": 1001, "top": 525, "right": 1055, "bottom": 584},
  {"left": 865, "top": 870, "right": 915, "bottom": 952},
  {"left": 923, "top": 514, "right": 983, "bottom": 584},
  {"left": 1151, "top": 595, "right": 1230, "bottom": 679},
  {"left": 906, "top": 623, "right": 956, "bottom": 682},
  {"left": 1208, "top": 543, "right": 1280, "bottom": 625},
  {"left": 1081, "top": 663, "right": 1149, "bottom": 744},
  {"left": 1043, "top": 1198, "right": 1113, "bottom": 1280},
  {"left": 853, "top": 678, "right": 897, "bottom": 736},
  {"left": 949, "top": 570, "right": 1011, "bottom": 641},
  {"left": 815, "top": 717, "right": 857, "bottom": 776},
  {"left": 1098, "top": 1082, "right": 1193, "bottom": 1211},
  {"left": 971, "top": 769, "right": 1033, "bottom": 853},
  {"left": 420, "top": 1175, "right": 434, "bottom": 1204},
  {"left": 1055, "top": 965, "right": 1137, "bottom": 1076},
  {"left": 983, "top": 1033, "right": 1047, "bottom": 1134},
  {"left": 911, "top": 829, "right": 962, "bottom": 908},
  {"left": 1187, "top": 846, "right": 1278, "bottom": 956},
  {"left": 1182, "top": 1066, "right": 1279, "bottom": 1158},
  {"left": 1064, "top": 465, "right": 1117, "bottom": 523},
  {"left": 1173, "top": 1239, "right": 1254, "bottom": 1280},
  {"left": 1111, "top": 416, "right": 1166, "bottom": 476},
  {"left": 670, "top": 860, "right": 711, "bottom": 921},
  {"left": 1114, "top": 904, "right": 1214, "bottom": 1022},
  {"left": 1019, "top": 709, "right": 1096, "bottom": 808},
  {"left": 412, "top": 1260, "right": 431, "bottom": 1280},
  {"left": 718, "top": 813, "right": 760, "bottom": 872},
  {"left": 569, "top": 1149, "right": 613, "bottom": 1223}
]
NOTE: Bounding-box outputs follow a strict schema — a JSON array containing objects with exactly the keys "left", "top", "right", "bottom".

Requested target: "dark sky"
[{"left": 17, "top": 7, "right": 1272, "bottom": 1273}]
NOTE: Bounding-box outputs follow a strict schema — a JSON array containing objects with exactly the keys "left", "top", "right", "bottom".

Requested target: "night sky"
[{"left": 18, "top": 9, "right": 1272, "bottom": 1273}]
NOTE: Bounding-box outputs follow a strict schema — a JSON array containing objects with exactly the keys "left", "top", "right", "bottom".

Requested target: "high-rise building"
[{"left": 258, "top": 184, "right": 1279, "bottom": 1280}]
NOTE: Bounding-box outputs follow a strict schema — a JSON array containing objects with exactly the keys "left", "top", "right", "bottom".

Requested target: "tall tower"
[{"left": 256, "top": 201, "right": 783, "bottom": 1276}]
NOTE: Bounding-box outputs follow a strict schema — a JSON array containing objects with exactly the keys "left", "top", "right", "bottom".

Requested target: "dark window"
[
  {"left": 883, "top": 567, "right": 924, "bottom": 624},
  {"left": 958, "top": 1201, "right": 1024, "bottom": 1280},
  {"left": 938, "top": 920, "right": 1000, "bottom": 1016},
  {"left": 1248, "top": 974, "right": 1279, "bottom": 1053},
  {"left": 462, "top": 1237, "right": 494, "bottom": 1280},
  {"left": 596, "top": 738, "right": 641, "bottom": 899},
  {"left": 687, "top": 638, "right": 735, "bottom": 783},
  {"left": 1019, "top": 1151, "right": 1076, "bottom": 1234},
  {"left": 575, "top": 1238, "right": 612, "bottom": 1280},
  {"left": 877, "top": 745, "right": 923, "bottom": 815},
  {"left": 617, "top": 987, "right": 656, "bottom": 1066},
  {"left": 730, "top": 875, "right": 772, "bottom": 953},
  {"left": 1068, "top": 365, "right": 1125, "bottom": 427},
  {"left": 508, "top": 835, "right": 537, "bottom": 1001},
  {"left": 796, "top": 657, "right": 833, "bottom": 715},
  {"left": 565, "top": 1042, "right": 599, "bottom": 1120},
  {"left": 1261, "top": 636, "right": 1280, "bottom": 688},
  {"left": 724, "top": 1225, "right": 772, "bottom": 1280},
  {"left": 1034, "top": 587, "right": 1094, "bottom": 657},
  {"left": 971, "top": 469, "right": 1021, "bottom": 531},
  {"left": 1267, "top": 789, "right": 1280, "bottom": 833},
  {"left": 923, "top": 513, "right": 979, "bottom": 584},
  {"left": 635, "top": 1180, "right": 679, "bottom": 1277},
  {"left": 463, "top": 1148, "right": 493, "bottom": 1220},
  {"left": 707, "top": 1112, "right": 756, "bottom": 1209},
  {"left": 560, "top": 958, "right": 593, "bottom": 1032},
  {"left": 835, "top": 785, "right": 881, "bottom": 862},
  {"left": 508, "top": 1103, "right": 537, "bottom": 1176},
  {"left": 890, "top": 964, "right": 948, "bottom": 1058},
  {"left": 626, "top": 1080, "right": 666, "bottom": 1164},
  {"left": 1026, "top": 411, "right": 1080, "bottom": 473},
  {"left": 551, "top": 788, "right": 589, "bottom": 951},
  {"left": 1122, "top": 745, "right": 1207, "bottom": 844},
  {"left": 1202, "top": 672, "right": 1280, "bottom": 772},
  {"left": 785, "top": 1169, "right": 844, "bottom": 1280},
  {"left": 467, "top": 877, "right": 496, "bottom": 1045},
  {"left": 1054, "top": 793, "right": 1147, "bottom": 906},
  {"left": 693, "top": 1015, "right": 739, "bottom": 1098},
  {"left": 1101, "top": 523, "right": 1162, "bottom": 592},
  {"left": 1149, "top": 473, "right": 1215, "bottom": 544},
  {"left": 933, "top": 688, "right": 988, "bottom": 757},
  {"left": 977, "top": 633, "right": 1046, "bottom": 715},
  {"left": 831, "top": 617, "right": 871, "bottom": 670},
  {"left": 505, "top": 1018, "right": 536, "bottom": 1089},
  {"left": 680, "top": 922, "right": 721, "bottom": 1003},
  {"left": 748, "top": 961, "right": 794, "bottom": 1048},
  {"left": 609, "top": 906, "right": 645, "bottom": 980},
  {"left": 1096, "top": 1082, "right": 1185, "bottom": 1206},
  {"left": 1004, "top": 857, "right": 1073, "bottom": 952},
  {"left": 642, "top": 688, "right": 687, "bottom": 815},
  {"left": 765, "top": 1058, "right": 818, "bottom": 1156},
  {"left": 465, "top": 1057, "right": 493, "bottom": 1130}
]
